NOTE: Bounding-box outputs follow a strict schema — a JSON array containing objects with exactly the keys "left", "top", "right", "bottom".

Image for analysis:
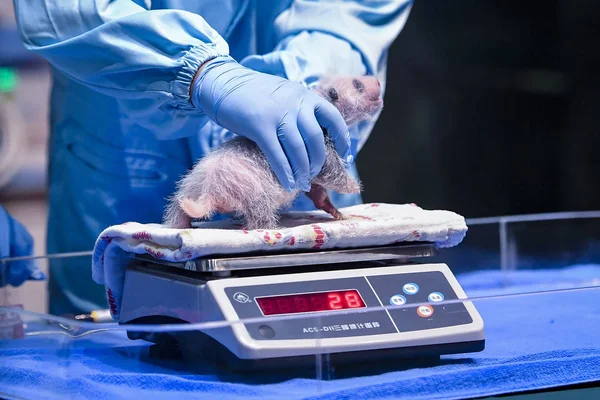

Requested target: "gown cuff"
[{"left": 173, "top": 43, "right": 230, "bottom": 110}]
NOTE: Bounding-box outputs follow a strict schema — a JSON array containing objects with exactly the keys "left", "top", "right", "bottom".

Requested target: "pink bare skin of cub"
[{"left": 163, "top": 75, "right": 383, "bottom": 230}]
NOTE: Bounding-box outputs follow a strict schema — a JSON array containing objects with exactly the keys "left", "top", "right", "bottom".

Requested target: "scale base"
[{"left": 126, "top": 321, "right": 485, "bottom": 372}]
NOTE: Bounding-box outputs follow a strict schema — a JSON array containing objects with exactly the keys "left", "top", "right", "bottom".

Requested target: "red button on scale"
[{"left": 417, "top": 305, "right": 434, "bottom": 318}]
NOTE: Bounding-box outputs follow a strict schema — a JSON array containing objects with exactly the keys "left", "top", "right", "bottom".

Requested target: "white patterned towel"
[{"left": 91, "top": 203, "right": 468, "bottom": 319}]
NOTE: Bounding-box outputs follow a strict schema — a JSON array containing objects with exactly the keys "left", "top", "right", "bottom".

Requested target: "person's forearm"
[{"left": 13, "top": 0, "right": 229, "bottom": 139}]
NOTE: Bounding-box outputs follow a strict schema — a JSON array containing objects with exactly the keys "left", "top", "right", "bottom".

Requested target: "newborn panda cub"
[{"left": 163, "top": 75, "right": 383, "bottom": 230}]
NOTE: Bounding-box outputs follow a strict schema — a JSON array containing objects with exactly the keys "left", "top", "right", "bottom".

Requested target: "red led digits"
[
  {"left": 259, "top": 300, "right": 275, "bottom": 315},
  {"left": 294, "top": 296, "right": 309, "bottom": 312},
  {"left": 328, "top": 293, "right": 343, "bottom": 309},
  {"left": 256, "top": 290, "right": 365, "bottom": 316},
  {"left": 310, "top": 294, "right": 327, "bottom": 311},
  {"left": 345, "top": 292, "right": 362, "bottom": 308},
  {"left": 276, "top": 298, "right": 291, "bottom": 313}
]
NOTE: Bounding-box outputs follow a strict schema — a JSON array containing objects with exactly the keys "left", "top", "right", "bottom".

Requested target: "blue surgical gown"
[{"left": 12, "top": 0, "right": 413, "bottom": 315}]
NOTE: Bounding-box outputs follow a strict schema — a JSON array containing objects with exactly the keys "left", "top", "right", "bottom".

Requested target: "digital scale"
[{"left": 119, "top": 242, "right": 485, "bottom": 370}]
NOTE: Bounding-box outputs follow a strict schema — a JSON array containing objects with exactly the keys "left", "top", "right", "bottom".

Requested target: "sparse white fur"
[{"left": 163, "top": 75, "right": 383, "bottom": 229}]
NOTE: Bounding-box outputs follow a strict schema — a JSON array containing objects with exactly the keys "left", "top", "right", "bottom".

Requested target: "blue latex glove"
[
  {"left": 191, "top": 56, "right": 353, "bottom": 192},
  {"left": 0, "top": 206, "right": 44, "bottom": 288}
]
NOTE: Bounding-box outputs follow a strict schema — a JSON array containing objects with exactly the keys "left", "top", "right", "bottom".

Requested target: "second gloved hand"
[
  {"left": 0, "top": 206, "right": 44, "bottom": 288},
  {"left": 191, "top": 56, "right": 352, "bottom": 192}
]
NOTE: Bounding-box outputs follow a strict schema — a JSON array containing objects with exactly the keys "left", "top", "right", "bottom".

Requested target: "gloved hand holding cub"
[
  {"left": 0, "top": 205, "right": 44, "bottom": 288},
  {"left": 190, "top": 56, "right": 353, "bottom": 193}
]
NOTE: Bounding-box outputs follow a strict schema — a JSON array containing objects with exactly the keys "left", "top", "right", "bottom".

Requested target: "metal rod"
[
  {"left": 0, "top": 250, "right": 94, "bottom": 263},
  {"left": 466, "top": 210, "right": 600, "bottom": 226}
]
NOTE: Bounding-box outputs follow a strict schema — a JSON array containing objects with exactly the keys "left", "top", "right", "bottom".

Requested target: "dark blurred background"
[{"left": 359, "top": 0, "right": 599, "bottom": 218}]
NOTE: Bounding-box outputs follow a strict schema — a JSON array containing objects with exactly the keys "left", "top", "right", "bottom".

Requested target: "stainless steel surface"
[{"left": 133, "top": 242, "right": 437, "bottom": 273}]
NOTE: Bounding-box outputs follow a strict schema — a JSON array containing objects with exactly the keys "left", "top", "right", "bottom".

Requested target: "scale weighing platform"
[{"left": 119, "top": 242, "right": 485, "bottom": 370}]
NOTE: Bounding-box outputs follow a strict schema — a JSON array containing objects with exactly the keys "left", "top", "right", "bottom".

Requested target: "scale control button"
[
  {"left": 428, "top": 292, "right": 444, "bottom": 302},
  {"left": 417, "top": 305, "right": 434, "bottom": 318},
  {"left": 390, "top": 294, "right": 407, "bottom": 306},
  {"left": 402, "top": 283, "right": 419, "bottom": 295},
  {"left": 258, "top": 325, "right": 275, "bottom": 339}
]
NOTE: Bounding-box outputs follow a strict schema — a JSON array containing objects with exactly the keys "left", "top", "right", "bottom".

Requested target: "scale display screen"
[{"left": 255, "top": 290, "right": 366, "bottom": 316}]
